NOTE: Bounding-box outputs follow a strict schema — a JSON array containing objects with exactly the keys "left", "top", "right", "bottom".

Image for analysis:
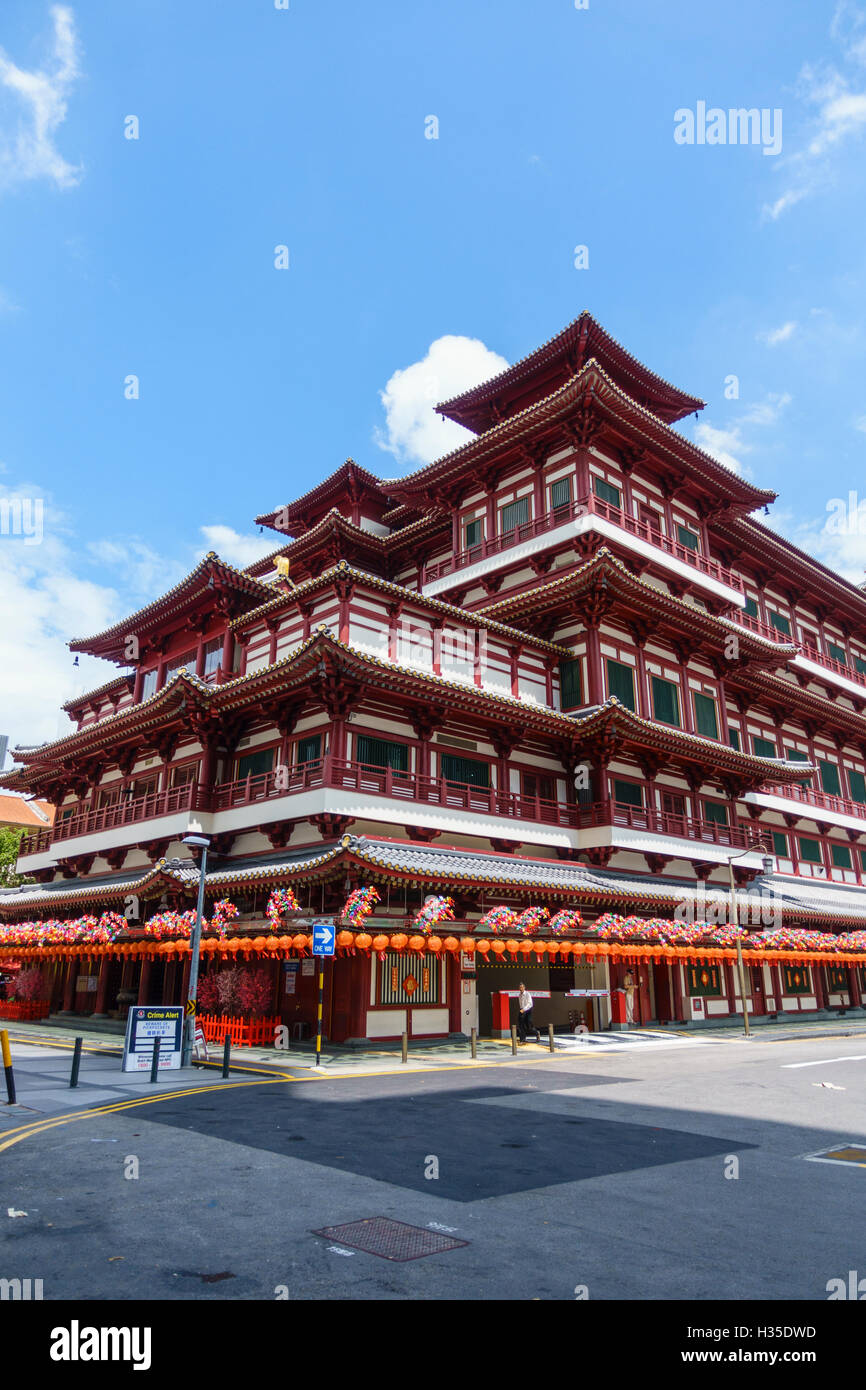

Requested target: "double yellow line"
[{"left": 0, "top": 1076, "right": 291, "bottom": 1153}]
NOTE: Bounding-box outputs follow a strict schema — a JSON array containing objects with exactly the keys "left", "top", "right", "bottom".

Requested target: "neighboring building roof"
[
  {"left": 436, "top": 311, "right": 705, "bottom": 432},
  {"left": 0, "top": 795, "right": 55, "bottom": 830}
]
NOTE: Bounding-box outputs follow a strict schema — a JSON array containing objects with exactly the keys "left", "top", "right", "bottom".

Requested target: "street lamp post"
[
  {"left": 725, "top": 842, "right": 770, "bottom": 1039},
  {"left": 181, "top": 833, "right": 210, "bottom": 1067}
]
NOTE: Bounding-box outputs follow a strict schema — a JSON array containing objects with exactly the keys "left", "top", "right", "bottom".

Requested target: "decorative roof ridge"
[
  {"left": 435, "top": 311, "right": 705, "bottom": 423},
  {"left": 9, "top": 667, "right": 207, "bottom": 764},
  {"left": 254, "top": 459, "right": 388, "bottom": 530},
  {"left": 229, "top": 560, "right": 569, "bottom": 653},
  {"left": 62, "top": 672, "right": 136, "bottom": 712},
  {"left": 725, "top": 514, "right": 866, "bottom": 619},
  {"left": 68, "top": 553, "right": 274, "bottom": 654},
  {"left": 390, "top": 358, "right": 774, "bottom": 507},
  {"left": 478, "top": 546, "right": 797, "bottom": 655}
]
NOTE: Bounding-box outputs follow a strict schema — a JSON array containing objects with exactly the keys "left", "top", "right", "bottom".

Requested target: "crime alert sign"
[{"left": 122, "top": 1005, "right": 184, "bottom": 1072}]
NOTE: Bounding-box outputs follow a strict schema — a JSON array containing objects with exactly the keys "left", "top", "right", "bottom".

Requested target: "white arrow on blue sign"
[{"left": 311, "top": 921, "right": 335, "bottom": 956}]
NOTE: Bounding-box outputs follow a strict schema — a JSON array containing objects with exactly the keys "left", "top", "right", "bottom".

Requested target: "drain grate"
[
  {"left": 804, "top": 1144, "right": 866, "bottom": 1168},
  {"left": 312, "top": 1217, "right": 468, "bottom": 1261}
]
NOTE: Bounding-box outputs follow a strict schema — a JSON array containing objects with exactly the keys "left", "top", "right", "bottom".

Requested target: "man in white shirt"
[{"left": 517, "top": 983, "right": 540, "bottom": 1043}]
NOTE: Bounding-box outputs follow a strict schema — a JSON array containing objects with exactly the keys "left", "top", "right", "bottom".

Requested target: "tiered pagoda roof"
[{"left": 436, "top": 311, "right": 706, "bottom": 432}]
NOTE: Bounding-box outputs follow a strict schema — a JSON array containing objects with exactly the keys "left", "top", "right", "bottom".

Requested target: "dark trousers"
[{"left": 518, "top": 1007, "right": 538, "bottom": 1040}]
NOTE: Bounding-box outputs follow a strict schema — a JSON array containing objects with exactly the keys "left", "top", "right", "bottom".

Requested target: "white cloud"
[
  {"left": 762, "top": 14, "right": 866, "bottom": 220},
  {"left": 88, "top": 538, "right": 183, "bottom": 597},
  {"left": 770, "top": 503, "right": 866, "bottom": 586},
  {"left": 758, "top": 321, "right": 797, "bottom": 346},
  {"left": 854, "top": 414, "right": 866, "bottom": 432},
  {"left": 693, "top": 393, "right": 792, "bottom": 475},
  {"left": 694, "top": 422, "right": 748, "bottom": 474},
  {"left": 0, "top": 5, "right": 82, "bottom": 192},
  {"left": 0, "top": 485, "right": 122, "bottom": 748},
  {"left": 198, "top": 525, "right": 277, "bottom": 569},
  {"left": 375, "top": 335, "right": 510, "bottom": 467}
]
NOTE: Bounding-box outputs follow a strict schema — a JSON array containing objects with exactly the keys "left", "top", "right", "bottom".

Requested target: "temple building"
[{"left": 2, "top": 311, "right": 866, "bottom": 1040}]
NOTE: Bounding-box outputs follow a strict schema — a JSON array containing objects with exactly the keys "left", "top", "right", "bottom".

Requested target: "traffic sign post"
[{"left": 309, "top": 920, "right": 335, "bottom": 1068}]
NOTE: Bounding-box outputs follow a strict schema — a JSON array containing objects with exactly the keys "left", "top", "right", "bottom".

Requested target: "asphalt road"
[{"left": 1, "top": 1029, "right": 864, "bottom": 1301}]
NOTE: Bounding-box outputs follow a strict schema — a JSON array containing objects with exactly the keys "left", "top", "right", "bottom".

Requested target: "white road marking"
[{"left": 783, "top": 1055, "right": 866, "bottom": 1069}]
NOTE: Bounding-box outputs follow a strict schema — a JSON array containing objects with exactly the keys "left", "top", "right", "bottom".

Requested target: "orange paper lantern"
[
  {"left": 460, "top": 937, "right": 476, "bottom": 954},
  {"left": 293, "top": 933, "right": 310, "bottom": 953},
  {"left": 505, "top": 938, "right": 520, "bottom": 959},
  {"left": 265, "top": 936, "right": 281, "bottom": 952},
  {"left": 408, "top": 935, "right": 425, "bottom": 953},
  {"left": 336, "top": 931, "right": 354, "bottom": 949},
  {"left": 391, "top": 933, "right": 408, "bottom": 951},
  {"left": 475, "top": 940, "right": 490, "bottom": 957},
  {"left": 491, "top": 940, "right": 506, "bottom": 956},
  {"left": 427, "top": 936, "right": 443, "bottom": 953},
  {"left": 519, "top": 941, "right": 533, "bottom": 957},
  {"left": 355, "top": 933, "right": 373, "bottom": 951},
  {"left": 443, "top": 936, "right": 460, "bottom": 953},
  {"left": 372, "top": 934, "right": 390, "bottom": 953},
  {"left": 252, "top": 936, "right": 268, "bottom": 952}
]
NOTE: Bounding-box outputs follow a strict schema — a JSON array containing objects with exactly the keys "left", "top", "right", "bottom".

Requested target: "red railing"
[
  {"left": 759, "top": 781, "right": 866, "bottom": 821},
  {"left": 575, "top": 799, "right": 758, "bottom": 850},
  {"left": 422, "top": 493, "right": 743, "bottom": 592},
  {"left": 199, "top": 1014, "right": 281, "bottom": 1048},
  {"left": 18, "top": 760, "right": 764, "bottom": 860},
  {"left": 21, "top": 782, "right": 209, "bottom": 854},
  {"left": 0, "top": 1000, "right": 51, "bottom": 1020},
  {"left": 729, "top": 610, "right": 796, "bottom": 646}
]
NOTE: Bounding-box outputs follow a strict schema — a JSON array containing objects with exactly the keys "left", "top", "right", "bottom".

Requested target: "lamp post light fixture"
[{"left": 181, "top": 833, "right": 210, "bottom": 1067}]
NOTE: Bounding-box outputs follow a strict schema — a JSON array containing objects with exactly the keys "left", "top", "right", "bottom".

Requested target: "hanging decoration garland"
[
  {"left": 342, "top": 886, "right": 381, "bottom": 925},
  {"left": 266, "top": 887, "right": 301, "bottom": 929},
  {"left": 549, "top": 908, "right": 583, "bottom": 935},
  {"left": 514, "top": 906, "right": 549, "bottom": 936},
  {"left": 478, "top": 906, "right": 517, "bottom": 935},
  {"left": 211, "top": 899, "right": 240, "bottom": 934},
  {"left": 412, "top": 895, "right": 455, "bottom": 934}
]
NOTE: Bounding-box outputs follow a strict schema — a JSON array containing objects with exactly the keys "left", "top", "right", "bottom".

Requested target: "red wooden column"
[
  {"left": 91, "top": 954, "right": 112, "bottom": 1018},
  {"left": 813, "top": 963, "right": 827, "bottom": 1012},
  {"left": 584, "top": 622, "right": 604, "bottom": 704},
  {"left": 447, "top": 953, "right": 461, "bottom": 1033},
  {"left": 137, "top": 956, "right": 152, "bottom": 1005},
  {"left": 61, "top": 958, "right": 77, "bottom": 1012},
  {"left": 221, "top": 629, "right": 234, "bottom": 676},
  {"left": 848, "top": 965, "right": 863, "bottom": 1009}
]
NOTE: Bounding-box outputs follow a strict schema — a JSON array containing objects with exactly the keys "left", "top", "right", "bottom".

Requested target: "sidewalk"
[{"left": 5, "top": 1013, "right": 866, "bottom": 1088}]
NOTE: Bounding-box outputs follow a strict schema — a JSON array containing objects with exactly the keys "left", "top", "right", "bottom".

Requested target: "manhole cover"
[
  {"left": 804, "top": 1145, "right": 866, "bottom": 1168},
  {"left": 312, "top": 1217, "right": 469, "bottom": 1261}
]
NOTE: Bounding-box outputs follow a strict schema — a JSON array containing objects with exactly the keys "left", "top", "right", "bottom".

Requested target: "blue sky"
[{"left": 1, "top": 0, "right": 866, "bottom": 747}]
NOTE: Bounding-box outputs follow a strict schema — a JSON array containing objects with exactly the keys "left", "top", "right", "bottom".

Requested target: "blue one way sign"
[{"left": 311, "top": 921, "right": 335, "bottom": 956}]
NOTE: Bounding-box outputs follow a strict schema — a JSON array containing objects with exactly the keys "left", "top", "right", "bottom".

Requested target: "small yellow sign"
[{"left": 185, "top": 999, "right": 196, "bottom": 1017}]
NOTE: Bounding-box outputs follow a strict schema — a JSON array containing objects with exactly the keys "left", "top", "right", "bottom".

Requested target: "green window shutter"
[
  {"left": 769, "top": 611, "right": 791, "bottom": 636},
  {"left": 592, "top": 476, "right": 621, "bottom": 509},
  {"left": 356, "top": 736, "right": 409, "bottom": 772},
  {"left": 606, "top": 659, "right": 635, "bottom": 711},
  {"left": 676, "top": 524, "right": 699, "bottom": 551},
  {"left": 237, "top": 748, "right": 275, "bottom": 779},
  {"left": 798, "top": 837, "right": 822, "bottom": 864},
  {"left": 847, "top": 769, "right": 866, "bottom": 804},
  {"left": 753, "top": 736, "right": 777, "bottom": 758},
  {"left": 855, "top": 656, "right": 866, "bottom": 677},
  {"left": 827, "top": 642, "right": 847, "bottom": 666},
  {"left": 465, "top": 519, "right": 482, "bottom": 547},
  {"left": 819, "top": 760, "right": 842, "bottom": 797},
  {"left": 693, "top": 693, "right": 719, "bottom": 740},
  {"left": 786, "top": 747, "right": 811, "bottom": 789},
  {"left": 772, "top": 831, "right": 788, "bottom": 857},
  {"left": 728, "top": 728, "right": 741, "bottom": 751},
  {"left": 440, "top": 754, "right": 490, "bottom": 788},
  {"left": 550, "top": 478, "right": 570, "bottom": 510},
  {"left": 831, "top": 843, "right": 852, "bottom": 869},
  {"left": 861, "top": 849, "right": 866, "bottom": 872},
  {"left": 296, "top": 734, "right": 322, "bottom": 765},
  {"left": 560, "top": 659, "right": 582, "bottom": 711},
  {"left": 651, "top": 676, "right": 680, "bottom": 727},
  {"left": 613, "top": 780, "right": 643, "bottom": 807},
  {"left": 703, "top": 801, "right": 728, "bottom": 825},
  {"left": 743, "top": 597, "right": 759, "bottom": 618},
  {"left": 500, "top": 497, "right": 530, "bottom": 533}
]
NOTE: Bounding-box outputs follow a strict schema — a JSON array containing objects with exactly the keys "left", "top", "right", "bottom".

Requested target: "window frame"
[
  {"left": 651, "top": 675, "right": 681, "bottom": 728},
  {"left": 499, "top": 496, "right": 530, "bottom": 535}
]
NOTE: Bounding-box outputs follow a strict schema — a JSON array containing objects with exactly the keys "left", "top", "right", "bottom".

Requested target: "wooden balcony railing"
[
  {"left": 20, "top": 782, "right": 209, "bottom": 854},
  {"left": 759, "top": 781, "right": 866, "bottom": 822},
  {"left": 422, "top": 493, "right": 743, "bottom": 592},
  {"left": 17, "top": 761, "right": 765, "bottom": 859}
]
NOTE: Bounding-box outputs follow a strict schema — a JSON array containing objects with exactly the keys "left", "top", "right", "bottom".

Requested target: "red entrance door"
[
  {"left": 749, "top": 966, "right": 765, "bottom": 1016},
  {"left": 653, "top": 962, "right": 673, "bottom": 1021}
]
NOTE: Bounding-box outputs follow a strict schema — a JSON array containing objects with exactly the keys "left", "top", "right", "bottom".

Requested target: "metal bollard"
[
  {"left": 548, "top": 1023, "right": 555, "bottom": 1053},
  {"left": 470, "top": 1026, "right": 477, "bottom": 1059},
  {"left": 510, "top": 1024, "right": 518, "bottom": 1055},
  {"left": 70, "top": 1036, "right": 83, "bottom": 1088},
  {"left": 401, "top": 1030, "right": 408, "bottom": 1064},
  {"left": 222, "top": 1033, "right": 231, "bottom": 1079},
  {"left": 1, "top": 1029, "right": 15, "bottom": 1105},
  {"left": 149, "top": 1035, "right": 161, "bottom": 1084}
]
